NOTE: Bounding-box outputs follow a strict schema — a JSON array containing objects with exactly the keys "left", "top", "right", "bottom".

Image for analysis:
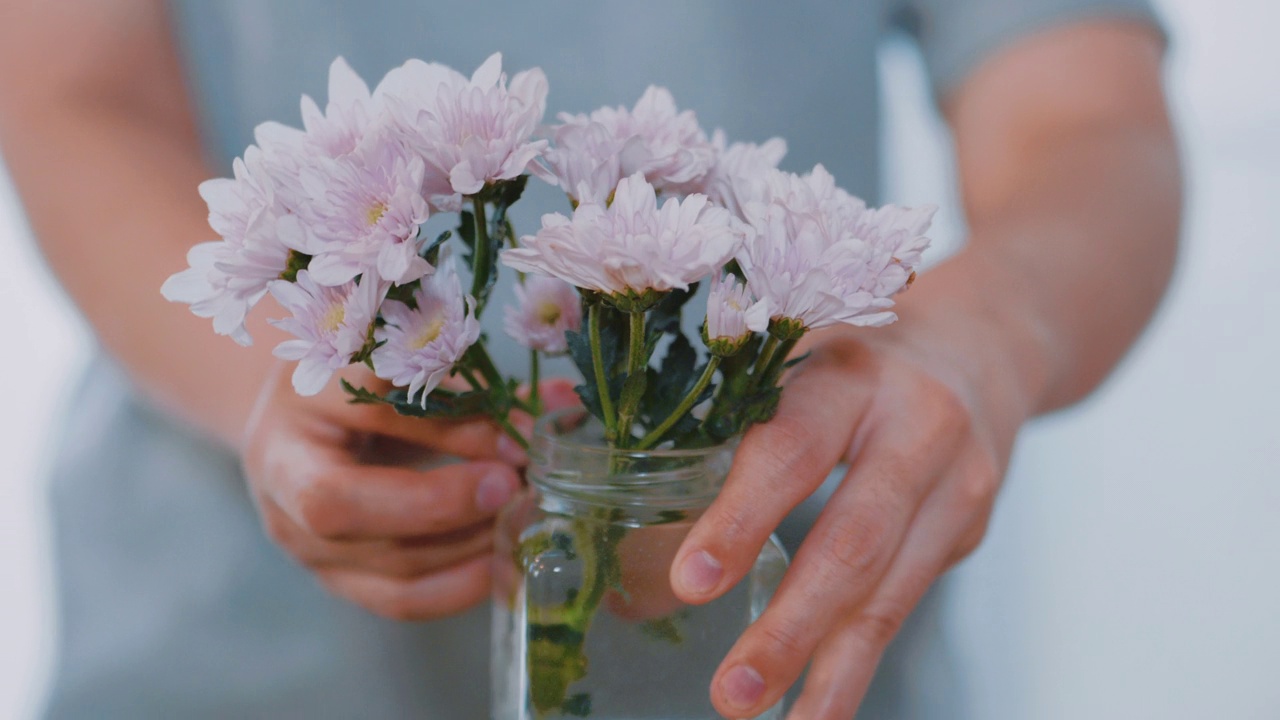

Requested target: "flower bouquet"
[{"left": 164, "top": 53, "right": 933, "bottom": 719}]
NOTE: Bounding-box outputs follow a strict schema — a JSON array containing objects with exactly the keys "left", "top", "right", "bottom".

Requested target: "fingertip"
[{"left": 671, "top": 548, "right": 724, "bottom": 602}]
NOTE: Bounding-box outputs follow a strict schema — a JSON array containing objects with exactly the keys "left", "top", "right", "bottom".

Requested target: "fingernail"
[
  {"left": 475, "top": 471, "right": 515, "bottom": 513},
  {"left": 722, "top": 665, "right": 765, "bottom": 710},
  {"left": 677, "top": 550, "right": 723, "bottom": 596},
  {"left": 496, "top": 434, "right": 528, "bottom": 466}
]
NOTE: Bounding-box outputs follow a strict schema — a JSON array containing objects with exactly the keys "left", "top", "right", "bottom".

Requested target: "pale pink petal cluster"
[
  {"left": 292, "top": 129, "right": 432, "bottom": 286},
  {"left": 372, "top": 256, "right": 481, "bottom": 407},
  {"left": 268, "top": 271, "right": 387, "bottom": 396},
  {"left": 503, "top": 276, "right": 582, "bottom": 355},
  {"left": 161, "top": 146, "right": 306, "bottom": 346},
  {"left": 502, "top": 173, "right": 743, "bottom": 297},
  {"left": 380, "top": 52, "right": 547, "bottom": 210},
  {"left": 705, "top": 130, "right": 787, "bottom": 220},
  {"left": 705, "top": 274, "right": 770, "bottom": 351},
  {"left": 739, "top": 165, "right": 935, "bottom": 330},
  {"left": 544, "top": 86, "right": 714, "bottom": 201}
]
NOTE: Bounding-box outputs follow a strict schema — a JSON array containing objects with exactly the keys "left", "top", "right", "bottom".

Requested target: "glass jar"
[{"left": 492, "top": 408, "right": 788, "bottom": 720}]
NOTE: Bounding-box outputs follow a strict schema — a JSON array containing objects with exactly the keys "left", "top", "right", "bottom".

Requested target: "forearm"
[
  {"left": 898, "top": 125, "right": 1181, "bottom": 421},
  {"left": 1, "top": 98, "right": 280, "bottom": 451}
]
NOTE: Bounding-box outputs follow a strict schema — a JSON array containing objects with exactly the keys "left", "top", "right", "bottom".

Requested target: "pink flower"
[
  {"left": 503, "top": 276, "right": 582, "bottom": 354},
  {"left": 705, "top": 274, "right": 769, "bottom": 355},
  {"left": 502, "top": 173, "right": 744, "bottom": 300},
  {"left": 252, "top": 57, "right": 376, "bottom": 197},
  {"left": 738, "top": 165, "right": 935, "bottom": 332},
  {"left": 292, "top": 128, "right": 432, "bottom": 286},
  {"left": 372, "top": 256, "right": 481, "bottom": 407},
  {"left": 380, "top": 53, "right": 547, "bottom": 210},
  {"left": 705, "top": 130, "right": 787, "bottom": 220},
  {"left": 549, "top": 86, "right": 715, "bottom": 199},
  {"left": 268, "top": 271, "right": 387, "bottom": 396},
  {"left": 161, "top": 146, "right": 306, "bottom": 346},
  {"left": 540, "top": 119, "right": 623, "bottom": 206}
]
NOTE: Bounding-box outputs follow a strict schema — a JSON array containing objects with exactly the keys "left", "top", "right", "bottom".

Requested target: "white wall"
[{"left": 2, "top": 1, "right": 1277, "bottom": 717}]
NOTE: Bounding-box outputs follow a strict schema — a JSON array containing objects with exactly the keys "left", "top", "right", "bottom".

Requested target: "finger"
[
  {"left": 261, "top": 497, "right": 496, "bottom": 578},
  {"left": 257, "top": 429, "right": 521, "bottom": 540},
  {"left": 707, "top": 405, "right": 968, "bottom": 717},
  {"left": 786, "top": 449, "right": 996, "bottom": 719},
  {"left": 316, "top": 555, "right": 492, "bottom": 622},
  {"left": 671, "top": 359, "right": 872, "bottom": 605}
]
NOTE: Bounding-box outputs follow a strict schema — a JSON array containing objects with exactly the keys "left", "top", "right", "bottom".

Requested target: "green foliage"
[
  {"left": 639, "top": 333, "right": 712, "bottom": 446},
  {"left": 340, "top": 379, "right": 493, "bottom": 419},
  {"left": 420, "top": 228, "right": 452, "bottom": 266},
  {"left": 638, "top": 614, "right": 685, "bottom": 645},
  {"left": 278, "top": 250, "right": 312, "bottom": 282},
  {"left": 565, "top": 302, "right": 625, "bottom": 426}
]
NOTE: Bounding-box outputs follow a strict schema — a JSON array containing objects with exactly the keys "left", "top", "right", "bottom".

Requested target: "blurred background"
[{"left": 1, "top": 0, "right": 1276, "bottom": 718}]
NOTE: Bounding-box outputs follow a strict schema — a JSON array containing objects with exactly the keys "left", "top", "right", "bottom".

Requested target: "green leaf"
[
  {"left": 340, "top": 379, "right": 388, "bottom": 406},
  {"left": 784, "top": 350, "right": 812, "bottom": 369},
  {"left": 421, "top": 228, "right": 451, "bottom": 266},
  {"left": 561, "top": 693, "right": 593, "bottom": 718},
  {"left": 646, "top": 283, "right": 698, "bottom": 344},
  {"left": 639, "top": 614, "right": 685, "bottom": 645},
  {"left": 342, "top": 379, "right": 493, "bottom": 419},
  {"left": 457, "top": 210, "right": 477, "bottom": 260}
]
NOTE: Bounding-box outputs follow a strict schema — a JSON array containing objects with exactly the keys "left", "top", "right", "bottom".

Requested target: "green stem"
[
  {"left": 528, "top": 349, "right": 542, "bottom": 415},
  {"left": 494, "top": 414, "right": 530, "bottom": 451},
  {"left": 589, "top": 304, "right": 618, "bottom": 439},
  {"left": 747, "top": 334, "right": 780, "bottom": 394},
  {"left": 614, "top": 310, "right": 648, "bottom": 448},
  {"left": 470, "top": 196, "right": 491, "bottom": 311},
  {"left": 757, "top": 337, "right": 800, "bottom": 390},
  {"left": 636, "top": 356, "right": 721, "bottom": 450},
  {"left": 468, "top": 342, "right": 506, "bottom": 392}
]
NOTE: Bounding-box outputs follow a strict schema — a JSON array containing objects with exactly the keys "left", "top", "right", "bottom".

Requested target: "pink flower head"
[
  {"left": 252, "top": 57, "right": 377, "bottom": 195},
  {"left": 705, "top": 130, "right": 787, "bottom": 220},
  {"left": 550, "top": 86, "right": 715, "bottom": 198},
  {"left": 705, "top": 274, "right": 770, "bottom": 355},
  {"left": 503, "top": 276, "right": 583, "bottom": 355},
  {"left": 540, "top": 118, "right": 624, "bottom": 206},
  {"left": 739, "top": 165, "right": 935, "bottom": 332},
  {"left": 268, "top": 271, "right": 387, "bottom": 396},
  {"left": 372, "top": 255, "right": 481, "bottom": 407},
  {"left": 162, "top": 146, "right": 306, "bottom": 346},
  {"left": 502, "top": 173, "right": 744, "bottom": 302},
  {"left": 379, "top": 52, "right": 548, "bottom": 210},
  {"left": 293, "top": 128, "right": 432, "bottom": 286}
]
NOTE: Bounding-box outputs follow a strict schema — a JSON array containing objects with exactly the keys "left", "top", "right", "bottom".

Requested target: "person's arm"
[
  {"left": 0, "top": 0, "right": 559, "bottom": 621},
  {"left": 668, "top": 21, "right": 1180, "bottom": 718}
]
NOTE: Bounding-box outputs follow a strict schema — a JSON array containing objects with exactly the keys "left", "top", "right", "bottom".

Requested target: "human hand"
[
  {"left": 242, "top": 361, "right": 577, "bottom": 622},
  {"left": 670, "top": 306, "right": 1034, "bottom": 718}
]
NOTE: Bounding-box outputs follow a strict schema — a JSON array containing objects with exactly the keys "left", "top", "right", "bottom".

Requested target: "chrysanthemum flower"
[
  {"left": 161, "top": 146, "right": 307, "bottom": 346},
  {"left": 501, "top": 173, "right": 743, "bottom": 305},
  {"left": 550, "top": 86, "right": 715, "bottom": 198},
  {"left": 540, "top": 119, "right": 623, "bottom": 206},
  {"left": 503, "top": 276, "right": 582, "bottom": 355},
  {"left": 292, "top": 129, "right": 432, "bottom": 286},
  {"left": 705, "top": 130, "right": 787, "bottom": 220},
  {"left": 372, "top": 256, "right": 481, "bottom": 407},
  {"left": 704, "top": 274, "right": 770, "bottom": 356},
  {"left": 268, "top": 271, "right": 386, "bottom": 396},
  {"left": 738, "top": 165, "right": 935, "bottom": 332},
  {"left": 379, "top": 52, "right": 547, "bottom": 210}
]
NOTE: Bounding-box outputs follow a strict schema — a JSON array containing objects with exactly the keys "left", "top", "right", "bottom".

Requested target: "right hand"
[{"left": 242, "top": 361, "right": 577, "bottom": 622}]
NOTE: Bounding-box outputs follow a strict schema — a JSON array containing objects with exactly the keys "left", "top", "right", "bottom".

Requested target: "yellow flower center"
[
  {"left": 321, "top": 303, "right": 346, "bottom": 333},
  {"left": 535, "top": 300, "right": 562, "bottom": 326},
  {"left": 410, "top": 315, "right": 446, "bottom": 350},
  {"left": 366, "top": 202, "right": 388, "bottom": 226}
]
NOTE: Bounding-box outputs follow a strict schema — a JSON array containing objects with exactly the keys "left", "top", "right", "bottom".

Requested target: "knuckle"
[
  {"left": 957, "top": 451, "right": 1001, "bottom": 511},
  {"left": 758, "top": 616, "right": 811, "bottom": 664},
  {"left": 925, "top": 380, "right": 973, "bottom": 439},
  {"left": 857, "top": 604, "right": 909, "bottom": 649},
  {"left": 754, "top": 413, "right": 822, "bottom": 479},
  {"left": 820, "top": 514, "right": 890, "bottom": 579},
  {"left": 712, "top": 505, "right": 755, "bottom": 547},
  {"left": 294, "top": 474, "right": 353, "bottom": 539}
]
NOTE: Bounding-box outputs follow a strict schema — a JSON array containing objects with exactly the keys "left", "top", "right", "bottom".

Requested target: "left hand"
[{"left": 670, "top": 306, "right": 1033, "bottom": 718}]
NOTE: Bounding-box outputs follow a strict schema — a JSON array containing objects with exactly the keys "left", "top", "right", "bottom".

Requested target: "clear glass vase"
[{"left": 492, "top": 408, "right": 788, "bottom": 720}]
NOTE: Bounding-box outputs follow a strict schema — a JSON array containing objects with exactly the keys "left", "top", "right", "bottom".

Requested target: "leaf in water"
[
  {"left": 639, "top": 615, "right": 685, "bottom": 645},
  {"left": 561, "top": 693, "right": 593, "bottom": 718}
]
